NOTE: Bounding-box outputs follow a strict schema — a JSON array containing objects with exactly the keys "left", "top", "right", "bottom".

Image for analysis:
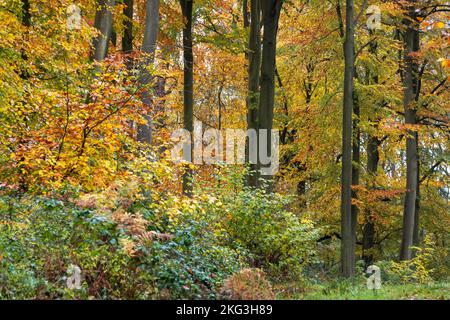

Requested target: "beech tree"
[
  {"left": 180, "top": 0, "right": 194, "bottom": 196},
  {"left": 341, "top": 0, "right": 356, "bottom": 277},
  {"left": 92, "top": 0, "right": 115, "bottom": 61},
  {"left": 137, "top": 0, "right": 160, "bottom": 144},
  {"left": 246, "top": 0, "right": 261, "bottom": 188},
  {"left": 255, "top": 0, "right": 283, "bottom": 191}
]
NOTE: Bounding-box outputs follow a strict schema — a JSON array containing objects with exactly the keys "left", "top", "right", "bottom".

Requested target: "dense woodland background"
[{"left": 0, "top": 0, "right": 449, "bottom": 299}]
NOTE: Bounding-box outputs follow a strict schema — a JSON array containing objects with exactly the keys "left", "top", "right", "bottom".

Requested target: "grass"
[{"left": 276, "top": 281, "right": 450, "bottom": 300}]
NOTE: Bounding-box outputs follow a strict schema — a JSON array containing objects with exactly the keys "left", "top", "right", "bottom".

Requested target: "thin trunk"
[
  {"left": 400, "top": 8, "right": 419, "bottom": 261},
  {"left": 351, "top": 94, "right": 360, "bottom": 268},
  {"left": 258, "top": 0, "right": 282, "bottom": 191},
  {"left": 122, "top": 0, "right": 134, "bottom": 53},
  {"left": 246, "top": 0, "right": 261, "bottom": 188},
  {"left": 137, "top": 0, "right": 160, "bottom": 145},
  {"left": 180, "top": 0, "right": 194, "bottom": 197},
  {"left": 21, "top": 0, "right": 31, "bottom": 27},
  {"left": 413, "top": 133, "right": 420, "bottom": 247},
  {"left": 17, "top": 0, "right": 31, "bottom": 193},
  {"left": 243, "top": 0, "right": 249, "bottom": 30},
  {"left": 122, "top": 0, "right": 134, "bottom": 135},
  {"left": 296, "top": 64, "right": 314, "bottom": 199},
  {"left": 362, "top": 34, "right": 379, "bottom": 266},
  {"left": 363, "top": 136, "right": 380, "bottom": 266},
  {"left": 341, "top": 0, "right": 355, "bottom": 277},
  {"left": 111, "top": 28, "right": 117, "bottom": 48},
  {"left": 92, "top": 0, "right": 115, "bottom": 62}
]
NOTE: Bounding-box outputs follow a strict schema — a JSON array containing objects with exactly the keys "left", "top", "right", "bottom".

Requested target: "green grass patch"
[{"left": 276, "top": 282, "right": 450, "bottom": 300}]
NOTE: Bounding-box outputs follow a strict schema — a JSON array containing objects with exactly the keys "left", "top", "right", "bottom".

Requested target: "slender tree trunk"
[
  {"left": 21, "top": 0, "right": 31, "bottom": 27},
  {"left": 243, "top": 0, "right": 249, "bottom": 30},
  {"left": 362, "top": 35, "right": 380, "bottom": 266},
  {"left": 137, "top": 0, "right": 160, "bottom": 145},
  {"left": 341, "top": 0, "right": 355, "bottom": 277},
  {"left": 413, "top": 140, "right": 420, "bottom": 247},
  {"left": 296, "top": 64, "right": 314, "bottom": 200},
  {"left": 363, "top": 135, "right": 380, "bottom": 266},
  {"left": 92, "top": 0, "right": 115, "bottom": 62},
  {"left": 17, "top": 0, "right": 31, "bottom": 193},
  {"left": 400, "top": 8, "right": 420, "bottom": 261},
  {"left": 258, "top": 0, "right": 282, "bottom": 191},
  {"left": 180, "top": 0, "right": 194, "bottom": 197},
  {"left": 351, "top": 93, "right": 360, "bottom": 268},
  {"left": 246, "top": 0, "right": 261, "bottom": 188},
  {"left": 122, "top": 0, "right": 133, "bottom": 54}
]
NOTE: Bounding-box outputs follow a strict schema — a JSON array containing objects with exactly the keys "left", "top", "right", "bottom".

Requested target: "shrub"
[
  {"left": 216, "top": 187, "right": 319, "bottom": 280},
  {"left": 219, "top": 268, "right": 275, "bottom": 300},
  {"left": 378, "top": 236, "right": 446, "bottom": 285}
]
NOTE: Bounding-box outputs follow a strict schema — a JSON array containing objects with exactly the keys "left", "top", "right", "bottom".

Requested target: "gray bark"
[
  {"left": 92, "top": 0, "right": 115, "bottom": 62},
  {"left": 258, "top": 0, "right": 283, "bottom": 191},
  {"left": 137, "top": 0, "right": 160, "bottom": 145},
  {"left": 400, "top": 8, "right": 420, "bottom": 261},
  {"left": 341, "top": 0, "right": 355, "bottom": 277},
  {"left": 246, "top": 0, "right": 261, "bottom": 188}
]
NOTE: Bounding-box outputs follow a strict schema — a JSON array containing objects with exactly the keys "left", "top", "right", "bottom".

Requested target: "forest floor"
[{"left": 276, "top": 282, "right": 450, "bottom": 300}]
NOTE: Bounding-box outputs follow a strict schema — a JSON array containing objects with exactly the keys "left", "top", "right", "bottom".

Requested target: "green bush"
[
  {"left": 0, "top": 190, "right": 242, "bottom": 299},
  {"left": 214, "top": 186, "right": 320, "bottom": 280}
]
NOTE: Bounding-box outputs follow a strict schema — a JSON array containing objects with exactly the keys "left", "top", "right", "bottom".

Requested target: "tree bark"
[
  {"left": 362, "top": 35, "right": 380, "bottom": 266},
  {"left": 351, "top": 93, "right": 360, "bottom": 268},
  {"left": 363, "top": 135, "right": 380, "bottom": 266},
  {"left": 122, "top": 0, "right": 133, "bottom": 54},
  {"left": 400, "top": 7, "right": 420, "bottom": 261},
  {"left": 92, "top": 0, "right": 115, "bottom": 62},
  {"left": 341, "top": 0, "right": 355, "bottom": 277},
  {"left": 258, "top": 0, "right": 282, "bottom": 191},
  {"left": 21, "top": 0, "right": 31, "bottom": 27},
  {"left": 413, "top": 141, "right": 420, "bottom": 247},
  {"left": 180, "top": 0, "right": 194, "bottom": 197},
  {"left": 137, "top": 0, "right": 160, "bottom": 145},
  {"left": 246, "top": 0, "right": 261, "bottom": 188}
]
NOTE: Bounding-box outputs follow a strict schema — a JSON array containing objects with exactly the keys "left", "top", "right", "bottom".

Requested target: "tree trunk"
[
  {"left": 413, "top": 141, "right": 420, "bottom": 247},
  {"left": 258, "top": 0, "right": 282, "bottom": 191},
  {"left": 21, "top": 0, "right": 31, "bottom": 27},
  {"left": 92, "top": 0, "right": 115, "bottom": 62},
  {"left": 400, "top": 9, "right": 420, "bottom": 261},
  {"left": 363, "top": 134, "right": 380, "bottom": 266},
  {"left": 137, "top": 0, "right": 160, "bottom": 145},
  {"left": 351, "top": 93, "right": 360, "bottom": 268},
  {"left": 122, "top": 0, "right": 133, "bottom": 54},
  {"left": 362, "top": 35, "right": 380, "bottom": 266},
  {"left": 341, "top": 0, "right": 355, "bottom": 277},
  {"left": 246, "top": 0, "right": 261, "bottom": 188},
  {"left": 180, "top": 0, "right": 194, "bottom": 197}
]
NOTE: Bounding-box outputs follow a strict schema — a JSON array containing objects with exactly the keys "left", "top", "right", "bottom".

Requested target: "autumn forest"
[{"left": 0, "top": 0, "right": 449, "bottom": 300}]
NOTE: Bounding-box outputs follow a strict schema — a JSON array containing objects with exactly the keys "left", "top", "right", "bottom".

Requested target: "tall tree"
[
  {"left": 246, "top": 0, "right": 261, "bottom": 188},
  {"left": 400, "top": 1, "right": 420, "bottom": 261},
  {"left": 137, "top": 0, "right": 160, "bottom": 144},
  {"left": 92, "top": 0, "right": 115, "bottom": 61},
  {"left": 362, "top": 33, "right": 381, "bottom": 266},
  {"left": 180, "top": 0, "right": 194, "bottom": 196},
  {"left": 258, "top": 0, "right": 283, "bottom": 191},
  {"left": 21, "top": 0, "right": 30, "bottom": 27},
  {"left": 341, "top": 0, "right": 355, "bottom": 277},
  {"left": 351, "top": 93, "right": 360, "bottom": 265},
  {"left": 122, "top": 0, "right": 133, "bottom": 54}
]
